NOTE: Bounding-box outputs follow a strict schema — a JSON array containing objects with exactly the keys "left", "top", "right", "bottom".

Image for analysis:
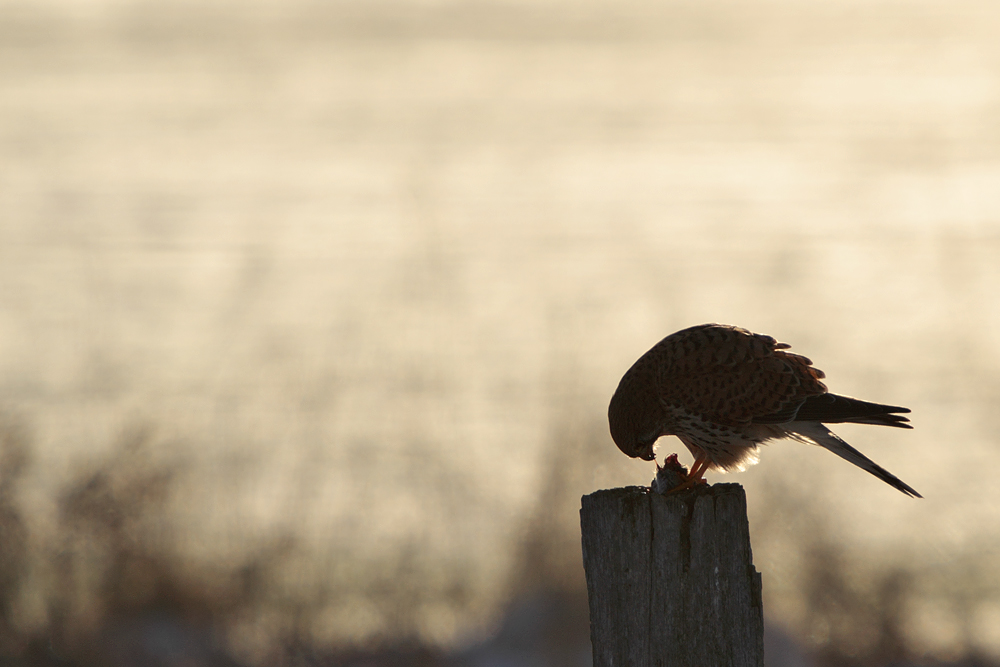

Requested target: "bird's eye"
[
  {"left": 638, "top": 431, "right": 660, "bottom": 448},
  {"left": 636, "top": 435, "right": 658, "bottom": 456}
]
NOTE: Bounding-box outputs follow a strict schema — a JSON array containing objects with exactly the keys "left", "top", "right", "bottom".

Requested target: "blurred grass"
[{"left": 2, "top": 0, "right": 1000, "bottom": 664}]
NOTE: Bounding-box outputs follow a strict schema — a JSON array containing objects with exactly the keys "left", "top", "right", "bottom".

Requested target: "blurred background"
[{"left": 1, "top": 0, "right": 999, "bottom": 665}]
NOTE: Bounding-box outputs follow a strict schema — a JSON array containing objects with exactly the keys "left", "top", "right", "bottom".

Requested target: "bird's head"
[{"left": 608, "top": 376, "right": 664, "bottom": 462}]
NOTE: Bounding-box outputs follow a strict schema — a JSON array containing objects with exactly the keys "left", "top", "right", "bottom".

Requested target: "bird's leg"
[
  {"left": 666, "top": 455, "right": 711, "bottom": 495},
  {"left": 680, "top": 456, "right": 711, "bottom": 484}
]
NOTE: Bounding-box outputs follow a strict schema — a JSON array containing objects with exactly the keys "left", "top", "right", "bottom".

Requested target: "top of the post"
[{"left": 582, "top": 482, "right": 747, "bottom": 506}]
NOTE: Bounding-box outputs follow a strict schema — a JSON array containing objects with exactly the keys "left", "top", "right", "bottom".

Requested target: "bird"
[
  {"left": 608, "top": 324, "right": 921, "bottom": 497},
  {"left": 650, "top": 453, "right": 689, "bottom": 495}
]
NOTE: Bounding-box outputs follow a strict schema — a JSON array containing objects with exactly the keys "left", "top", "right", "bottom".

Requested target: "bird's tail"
[{"left": 785, "top": 422, "right": 922, "bottom": 498}]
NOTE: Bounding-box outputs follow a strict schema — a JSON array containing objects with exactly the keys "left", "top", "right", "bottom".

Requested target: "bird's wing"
[
  {"left": 781, "top": 393, "right": 912, "bottom": 428},
  {"left": 654, "top": 324, "right": 827, "bottom": 425}
]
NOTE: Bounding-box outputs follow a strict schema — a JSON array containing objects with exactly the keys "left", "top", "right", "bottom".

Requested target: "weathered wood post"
[{"left": 580, "top": 483, "right": 763, "bottom": 667}]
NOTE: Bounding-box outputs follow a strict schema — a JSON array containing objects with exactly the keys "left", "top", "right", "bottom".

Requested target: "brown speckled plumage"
[{"left": 609, "top": 324, "right": 920, "bottom": 497}]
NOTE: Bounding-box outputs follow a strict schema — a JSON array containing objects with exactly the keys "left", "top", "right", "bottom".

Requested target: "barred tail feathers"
[{"left": 785, "top": 422, "right": 922, "bottom": 498}]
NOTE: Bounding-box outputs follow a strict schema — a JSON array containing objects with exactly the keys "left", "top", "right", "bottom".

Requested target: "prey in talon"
[{"left": 650, "top": 453, "right": 693, "bottom": 495}]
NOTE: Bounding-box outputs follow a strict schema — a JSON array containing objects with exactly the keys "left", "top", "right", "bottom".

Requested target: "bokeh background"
[{"left": 2, "top": 0, "right": 1000, "bottom": 665}]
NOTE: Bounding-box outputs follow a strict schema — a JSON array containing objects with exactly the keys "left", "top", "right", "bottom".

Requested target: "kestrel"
[{"left": 608, "top": 324, "right": 920, "bottom": 497}]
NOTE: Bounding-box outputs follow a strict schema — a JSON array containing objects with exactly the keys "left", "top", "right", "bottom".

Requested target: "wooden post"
[{"left": 580, "top": 483, "right": 763, "bottom": 667}]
